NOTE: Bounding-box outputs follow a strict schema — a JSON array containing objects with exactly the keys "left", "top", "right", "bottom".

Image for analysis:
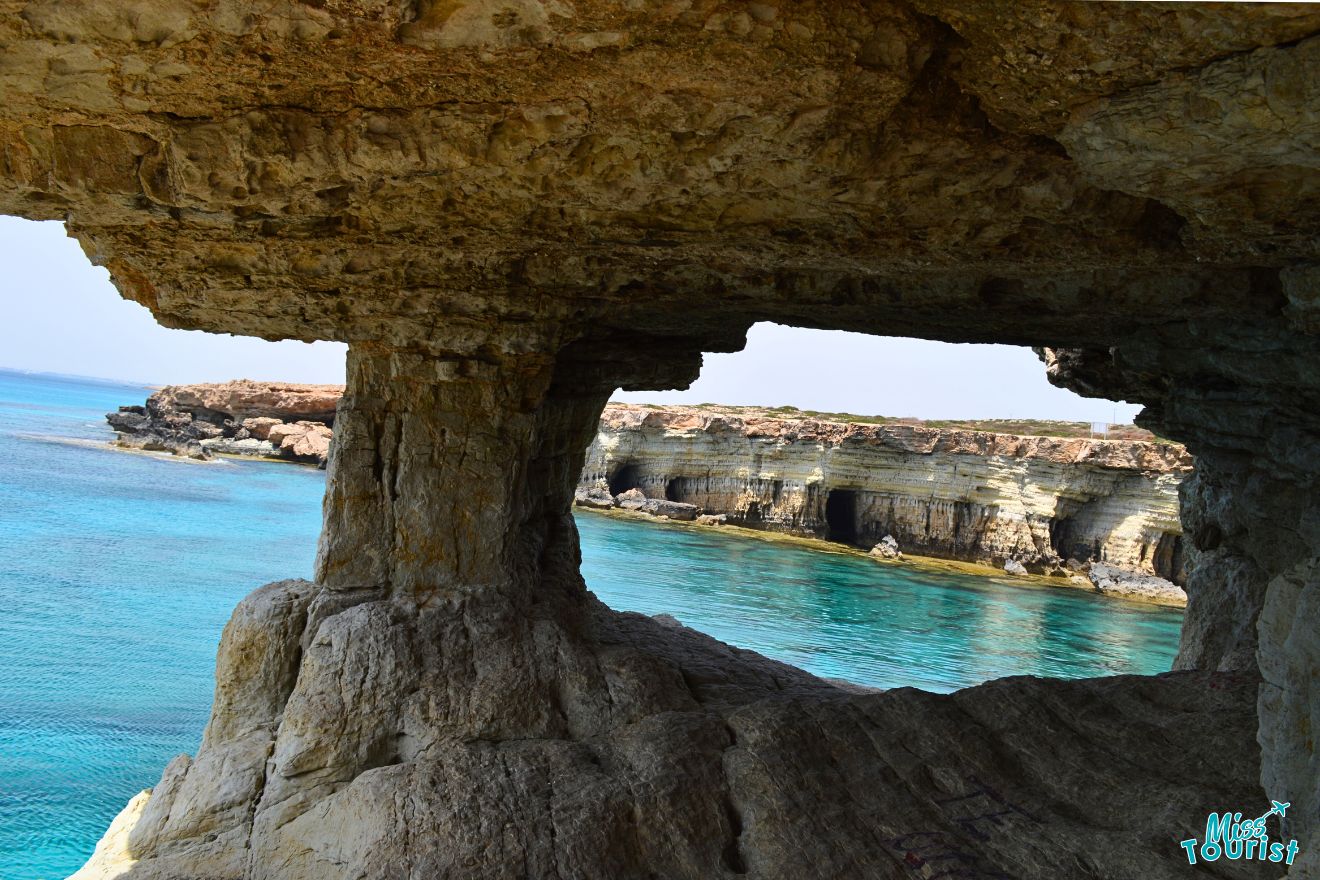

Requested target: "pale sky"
[{"left": 0, "top": 217, "right": 1140, "bottom": 422}]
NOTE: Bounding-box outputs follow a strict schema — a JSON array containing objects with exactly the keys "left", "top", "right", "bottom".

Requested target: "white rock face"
[
  {"left": 869, "top": 534, "right": 902, "bottom": 559},
  {"left": 67, "top": 789, "right": 150, "bottom": 880},
  {"left": 582, "top": 405, "right": 1191, "bottom": 584},
  {"left": 1087, "top": 562, "right": 1186, "bottom": 605}
]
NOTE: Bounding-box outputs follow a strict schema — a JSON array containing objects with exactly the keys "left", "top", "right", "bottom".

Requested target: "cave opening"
[
  {"left": 1152, "top": 532, "right": 1186, "bottom": 584},
  {"left": 1048, "top": 515, "right": 1090, "bottom": 563},
  {"left": 824, "top": 489, "right": 859, "bottom": 545},
  {"left": 665, "top": 478, "right": 681, "bottom": 502},
  {"left": 607, "top": 463, "right": 641, "bottom": 496}
]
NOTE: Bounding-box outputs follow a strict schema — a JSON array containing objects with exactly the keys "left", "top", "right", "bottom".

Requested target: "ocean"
[{"left": 0, "top": 368, "right": 1184, "bottom": 879}]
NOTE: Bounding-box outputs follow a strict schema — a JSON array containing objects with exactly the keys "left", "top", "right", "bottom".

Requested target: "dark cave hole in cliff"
[
  {"left": 1048, "top": 516, "right": 1092, "bottom": 564},
  {"left": 607, "top": 463, "right": 641, "bottom": 496},
  {"left": 1152, "top": 532, "right": 1186, "bottom": 583},
  {"left": 824, "top": 489, "right": 859, "bottom": 545}
]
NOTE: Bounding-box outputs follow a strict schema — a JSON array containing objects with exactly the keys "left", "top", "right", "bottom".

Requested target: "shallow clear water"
[{"left": 0, "top": 369, "right": 1184, "bottom": 879}]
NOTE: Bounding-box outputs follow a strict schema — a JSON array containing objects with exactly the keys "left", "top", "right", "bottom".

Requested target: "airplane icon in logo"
[{"left": 1260, "top": 801, "right": 1291, "bottom": 822}]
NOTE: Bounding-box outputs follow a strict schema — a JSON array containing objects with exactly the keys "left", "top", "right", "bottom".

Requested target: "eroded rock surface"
[
  {"left": 107, "top": 382, "right": 340, "bottom": 465},
  {"left": 1089, "top": 562, "right": 1188, "bottom": 605},
  {"left": 110, "top": 387, "right": 1192, "bottom": 583},
  {"left": 3, "top": 1, "right": 1318, "bottom": 876},
  {"left": 582, "top": 403, "right": 1191, "bottom": 581},
  {"left": 84, "top": 576, "right": 1269, "bottom": 880}
]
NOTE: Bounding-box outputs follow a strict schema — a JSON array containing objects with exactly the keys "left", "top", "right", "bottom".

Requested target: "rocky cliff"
[
  {"left": 107, "top": 381, "right": 339, "bottom": 466},
  {"left": 109, "top": 386, "right": 1188, "bottom": 592},
  {"left": 581, "top": 404, "right": 1190, "bottom": 586},
  {"left": 6, "top": 2, "right": 1319, "bottom": 877}
]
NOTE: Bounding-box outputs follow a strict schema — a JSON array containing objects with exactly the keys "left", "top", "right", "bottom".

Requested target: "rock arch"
[{"left": 3, "top": 2, "right": 1318, "bottom": 877}]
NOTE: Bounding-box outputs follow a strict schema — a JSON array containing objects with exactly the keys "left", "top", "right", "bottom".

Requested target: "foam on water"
[{"left": 0, "top": 369, "right": 1183, "bottom": 879}]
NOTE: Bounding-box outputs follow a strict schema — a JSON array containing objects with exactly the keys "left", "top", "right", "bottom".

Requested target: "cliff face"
[
  {"left": 110, "top": 385, "right": 1188, "bottom": 583},
  {"left": 154, "top": 381, "right": 341, "bottom": 425},
  {"left": 108, "top": 381, "right": 339, "bottom": 465},
  {"left": 582, "top": 405, "right": 1191, "bottom": 581}
]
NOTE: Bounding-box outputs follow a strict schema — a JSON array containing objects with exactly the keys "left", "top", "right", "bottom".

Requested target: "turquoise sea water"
[{"left": 0, "top": 369, "right": 1184, "bottom": 880}]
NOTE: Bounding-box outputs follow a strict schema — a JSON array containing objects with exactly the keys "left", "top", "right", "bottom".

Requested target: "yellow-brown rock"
[
  {"left": 583, "top": 404, "right": 1191, "bottom": 583},
  {"left": 4, "top": 2, "right": 1318, "bottom": 878}
]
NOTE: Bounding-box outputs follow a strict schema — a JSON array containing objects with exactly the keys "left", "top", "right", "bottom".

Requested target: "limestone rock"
[
  {"left": 7, "top": 2, "right": 1320, "bottom": 875},
  {"left": 584, "top": 404, "right": 1190, "bottom": 582},
  {"left": 267, "top": 421, "right": 333, "bottom": 465},
  {"left": 241, "top": 417, "right": 282, "bottom": 441},
  {"left": 573, "top": 485, "right": 616, "bottom": 510},
  {"left": 74, "top": 585, "right": 1269, "bottom": 880},
  {"left": 108, "top": 384, "right": 337, "bottom": 466},
  {"left": 67, "top": 789, "right": 150, "bottom": 880},
  {"left": 869, "top": 535, "right": 902, "bottom": 559},
  {"left": 154, "top": 382, "right": 341, "bottom": 426},
  {"left": 1004, "top": 558, "right": 1029, "bottom": 577},
  {"left": 1088, "top": 562, "right": 1187, "bottom": 606},
  {"left": 638, "top": 498, "right": 700, "bottom": 521},
  {"left": 614, "top": 488, "right": 649, "bottom": 510}
]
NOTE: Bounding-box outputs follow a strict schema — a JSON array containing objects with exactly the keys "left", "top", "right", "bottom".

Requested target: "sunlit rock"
[{"left": 4, "top": 2, "right": 1319, "bottom": 876}]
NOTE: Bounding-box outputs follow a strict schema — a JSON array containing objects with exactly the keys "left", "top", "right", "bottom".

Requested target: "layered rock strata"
[
  {"left": 107, "top": 381, "right": 338, "bottom": 466},
  {"left": 580, "top": 404, "right": 1191, "bottom": 585},
  {"left": 3, "top": 1, "right": 1319, "bottom": 876},
  {"left": 112, "top": 385, "right": 1189, "bottom": 597}
]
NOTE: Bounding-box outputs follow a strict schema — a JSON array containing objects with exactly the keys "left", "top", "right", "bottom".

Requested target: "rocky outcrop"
[
  {"left": 153, "top": 381, "right": 341, "bottom": 425},
  {"left": 581, "top": 404, "right": 1191, "bottom": 585},
  {"left": 1088, "top": 563, "right": 1188, "bottom": 605},
  {"left": 114, "top": 389, "right": 1188, "bottom": 596},
  {"left": 107, "top": 382, "right": 339, "bottom": 466},
  {"left": 80, "top": 573, "right": 1267, "bottom": 880},
  {"left": 5, "top": 2, "right": 1319, "bottom": 877}
]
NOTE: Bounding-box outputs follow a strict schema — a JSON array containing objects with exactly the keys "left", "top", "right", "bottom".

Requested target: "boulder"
[
  {"left": 1004, "top": 558, "right": 1030, "bottom": 577},
  {"left": 267, "top": 421, "right": 333, "bottom": 465},
  {"left": 869, "top": 535, "right": 902, "bottom": 559},
  {"left": 637, "top": 498, "right": 700, "bottom": 521},
  {"left": 1087, "top": 563, "right": 1187, "bottom": 606},
  {"left": 241, "top": 417, "right": 283, "bottom": 441},
  {"left": 615, "top": 488, "right": 648, "bottom": 510},
  {"left": 573, "top": 486, "right": 616, "bottom": 510}
]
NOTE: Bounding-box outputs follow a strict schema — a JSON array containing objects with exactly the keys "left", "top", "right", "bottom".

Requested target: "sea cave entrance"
[
  {"left": 824, "top": 488, "right": 859, "bottom": 545},
  {"left": 607, "top": 462, "right": 641, "bottom": 496}
]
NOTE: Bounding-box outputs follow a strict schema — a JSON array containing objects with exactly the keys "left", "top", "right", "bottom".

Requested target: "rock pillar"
[{"left": 314, "top": 343, "right": 610, "bottom": 603}]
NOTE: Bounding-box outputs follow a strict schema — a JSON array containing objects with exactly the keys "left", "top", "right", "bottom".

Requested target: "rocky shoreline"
[
  {"left": 108, "top": 382, "right": 1188, "bottom": 605},
  {"left": 579, "top": 404, "right": 1190, "bottom": 605},
  {"left": 107, "top": 381, "right": 338, "bottom": 467}
]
